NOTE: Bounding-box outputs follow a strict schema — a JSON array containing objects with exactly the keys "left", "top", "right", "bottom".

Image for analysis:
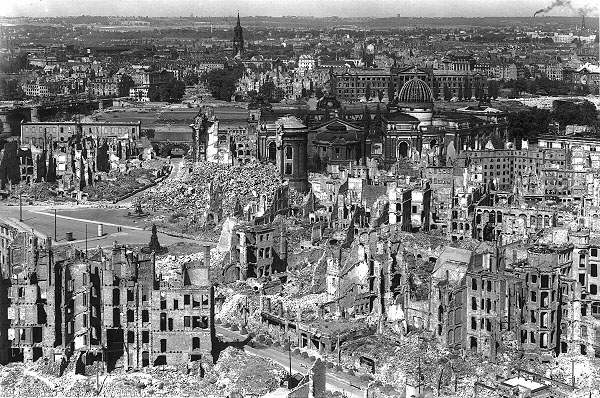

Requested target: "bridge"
[{"left": 0, "top": 97, "right": 112, "bottom": 137}]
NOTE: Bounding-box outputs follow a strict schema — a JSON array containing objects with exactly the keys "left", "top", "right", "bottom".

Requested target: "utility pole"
[
  {"left": 19, "top": 191, "right": 22, "bottom": 221},
  {"left": 54, "top": 208, "right": 57, "bottom": 241},
  {"left": 288, "top": 337, "right": 292, "bottom": 379},
  {"left": 85, "top": 224, "right": 88, "bottom": 258},
  {"left": 418, "top": 356, "right": 422, "bottom": 394},
  {"left": 337, "top": 334, "right": 341, "bottom": 366}
]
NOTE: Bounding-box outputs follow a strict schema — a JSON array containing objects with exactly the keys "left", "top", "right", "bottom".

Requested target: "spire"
[{"left": 237, "top": 11, "right": 241, "bottom": 26}]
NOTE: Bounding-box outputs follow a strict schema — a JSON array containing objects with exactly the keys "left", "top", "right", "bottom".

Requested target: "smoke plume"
[{"left": 533, "top": 0, "right": 598, "bottom": 17}]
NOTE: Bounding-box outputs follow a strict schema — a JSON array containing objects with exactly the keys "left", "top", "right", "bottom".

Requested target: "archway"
[
  {"left": 268, "top": 141, "right": 276, "bottom": 162},
  {"left": 398, "top": 141, "right": 409, "bottom": 158}
]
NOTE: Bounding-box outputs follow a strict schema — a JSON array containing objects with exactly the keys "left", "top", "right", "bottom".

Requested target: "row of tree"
[
  {"left": 204, "top": 65, "right": 245, "bottom": 101},
  {"left": 147, "top": 78, "right": 186, "bottom": 102}
]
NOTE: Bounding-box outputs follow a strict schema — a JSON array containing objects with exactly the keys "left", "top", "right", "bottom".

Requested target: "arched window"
[
  {"left": 284, "top": 146, "right": 293, "bottom": 175},
  {"left": 398, "top": 142, "right": 409, "bottom": 158}
]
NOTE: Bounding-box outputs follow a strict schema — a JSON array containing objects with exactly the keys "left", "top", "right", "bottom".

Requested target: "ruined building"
[{"left": 0, "top": 218, "right": 215, "bottom": 370}]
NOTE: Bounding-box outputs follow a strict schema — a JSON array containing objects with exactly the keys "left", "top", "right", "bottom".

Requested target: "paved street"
[
  {"left": 0, "top": 160, "right": 209, "bottom": 250},
  {"left": 0, "top": 204, "right": 202, "bottom": 250},
  {"left": 215, "top": 326, "right": 366, "bottom": 398}
]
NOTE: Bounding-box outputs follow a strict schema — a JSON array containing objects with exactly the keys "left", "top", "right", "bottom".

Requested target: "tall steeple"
[{"left": 233, "top": 11, "right": 244, "bottom": 57}]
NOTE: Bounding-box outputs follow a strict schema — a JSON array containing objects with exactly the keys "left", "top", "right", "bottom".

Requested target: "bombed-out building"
[{"left": 0, "top": 218, "right": 215, "bottom": 370}]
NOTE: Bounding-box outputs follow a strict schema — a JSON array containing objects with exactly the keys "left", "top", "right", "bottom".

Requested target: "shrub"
[{"left": 231, "top": 324, "right": 239, "bottom": 331}]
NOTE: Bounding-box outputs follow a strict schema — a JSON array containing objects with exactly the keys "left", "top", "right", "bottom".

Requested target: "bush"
[
  {"left": 240, "top": 326, "right": 248, "bottom": 335},
  {"left": 335, "top": 365, "right": 343, "bottom": 372},
  {"left": 347, "top": 369, "right": 355, "bottom": 376},
  {"left": 257, "top": 335, "right": 265, "bottom": 343},
  {"left": 300, "top": 352, "right": 309, "bottom": 359},
  {"left": 272, "top": 341, "right": 280, "bottom": 347},
  {"left": 308, "top": 355, "right": 316, "bottom": 362},
  {"left": 223, "top": 322, "right": 231, "bottom": 328},
  {"left": 293, "top": 348, "right": 300, "bottom": 356},
  {"left": 326, "top": 362, "right": 334, "bottom": 369},
  {"left": 359, "top": 374, "right": 373, "bottom": 382},
  {"left": 215, "top": 319, "right": 222, "bottom": 324},
  {"left": 231, "top": 324, "right": 239, "bottom": 331}
]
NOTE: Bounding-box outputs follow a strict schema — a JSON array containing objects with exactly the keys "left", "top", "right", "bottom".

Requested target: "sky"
[{"left": 0, "top": 0, "right": 598, "bottom": 18}]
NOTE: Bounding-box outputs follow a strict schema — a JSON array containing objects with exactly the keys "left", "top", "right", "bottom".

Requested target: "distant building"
[{"left": 232, "top": 13, "right": 244, "bottom": 57}]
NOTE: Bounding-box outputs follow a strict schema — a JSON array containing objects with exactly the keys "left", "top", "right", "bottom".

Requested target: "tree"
[
  {"left": 314, "top": 87, "right": 324, "bottom": 99},
  {"left": 443, "top": 84, "right": 451, "bottom": 101},
  {"left": 387, "top": 82, "right": 395, "bottom": 102},
  {"left": 0, "top": 78, "right": 24, "bottom": 100},
  {"left": 259, "top": 79, "right": 276, "bottom": 101},
  {"left": 432, "top": 79, "right": 440, "bottom": 100},
  {"left": 148, "top": 84, "right": 161, "bottom": 102},
  {"left": 457, "top": 84, "right": 464, "bottom": 101},
  {"left": 464, "top": 78, "right": 472, "bottom": 100},
  {"left": 474, "top": 84, "right": 483, "bottom": 100},
  {"left": 487, "top": 80, "right": 499, "bottom": 99},
  {"left": 0, "top": 52, "right": 28, "bottom": 74},
  {"left": 552, "top": 100, "right": 598, "bottom": 127},
  {"left": 508, "top": 108, "right": 550, "bottom": 144},
  {"left": 365, "top": 82, "right": 372, "bottom": 101},
  {"left": 118, "top": 74, "right": 135, "bottom": 97},
  {"left": 205, "top": 66, "right": 244, "bottom": 101}
]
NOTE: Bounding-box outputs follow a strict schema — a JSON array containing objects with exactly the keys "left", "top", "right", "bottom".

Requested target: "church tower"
[
  {"left": 233, "top": 12, "right": 244, "bottom": 57},
  {"left": 276, "top": 116, "right": 309, "bottom": 193}
]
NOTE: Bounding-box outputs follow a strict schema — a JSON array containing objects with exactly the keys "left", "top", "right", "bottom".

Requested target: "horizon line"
[{"left": 2, "top": 14, "right": 599, "bottom": 19}]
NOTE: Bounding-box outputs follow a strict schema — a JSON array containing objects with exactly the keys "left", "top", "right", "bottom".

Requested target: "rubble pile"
[
  {"left": 155, "top": 248, "right": 224, "bottom": 284},
  {"left": 208, "top": 347, "right": 286, "bottom": 397},
  {"left": 84, "top": 167, "right": 160, "bottom": 202},
  {"left": 0, "top": 347, "right": 285, "bottom": 397},
  {"left": 139, "top": 161, "right": 281, "bottom": 230}
]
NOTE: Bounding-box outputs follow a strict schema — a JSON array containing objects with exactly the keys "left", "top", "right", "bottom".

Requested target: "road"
[
  {"left": 0, "top": 159, "right": 211, "bottom": 250},
  {"left": 215, "top": 326, "right": 366, "bottom": 398},
  {"left": 0, "top": 204, "right": 203, "bottom": 250}
]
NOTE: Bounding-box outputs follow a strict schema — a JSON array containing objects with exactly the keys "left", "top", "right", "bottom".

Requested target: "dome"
[{"left": 398, "top": 77, "right": 434, "bottom": 104}]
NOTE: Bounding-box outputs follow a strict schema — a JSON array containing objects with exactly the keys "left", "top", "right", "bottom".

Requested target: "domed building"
[{"left": 396, "top": 77, "right": 434, "bottom": 124}]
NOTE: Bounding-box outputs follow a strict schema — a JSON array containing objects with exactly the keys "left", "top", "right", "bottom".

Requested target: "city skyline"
[{"left": 1, "top": 0, "right": 599, "bottom": 18}]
